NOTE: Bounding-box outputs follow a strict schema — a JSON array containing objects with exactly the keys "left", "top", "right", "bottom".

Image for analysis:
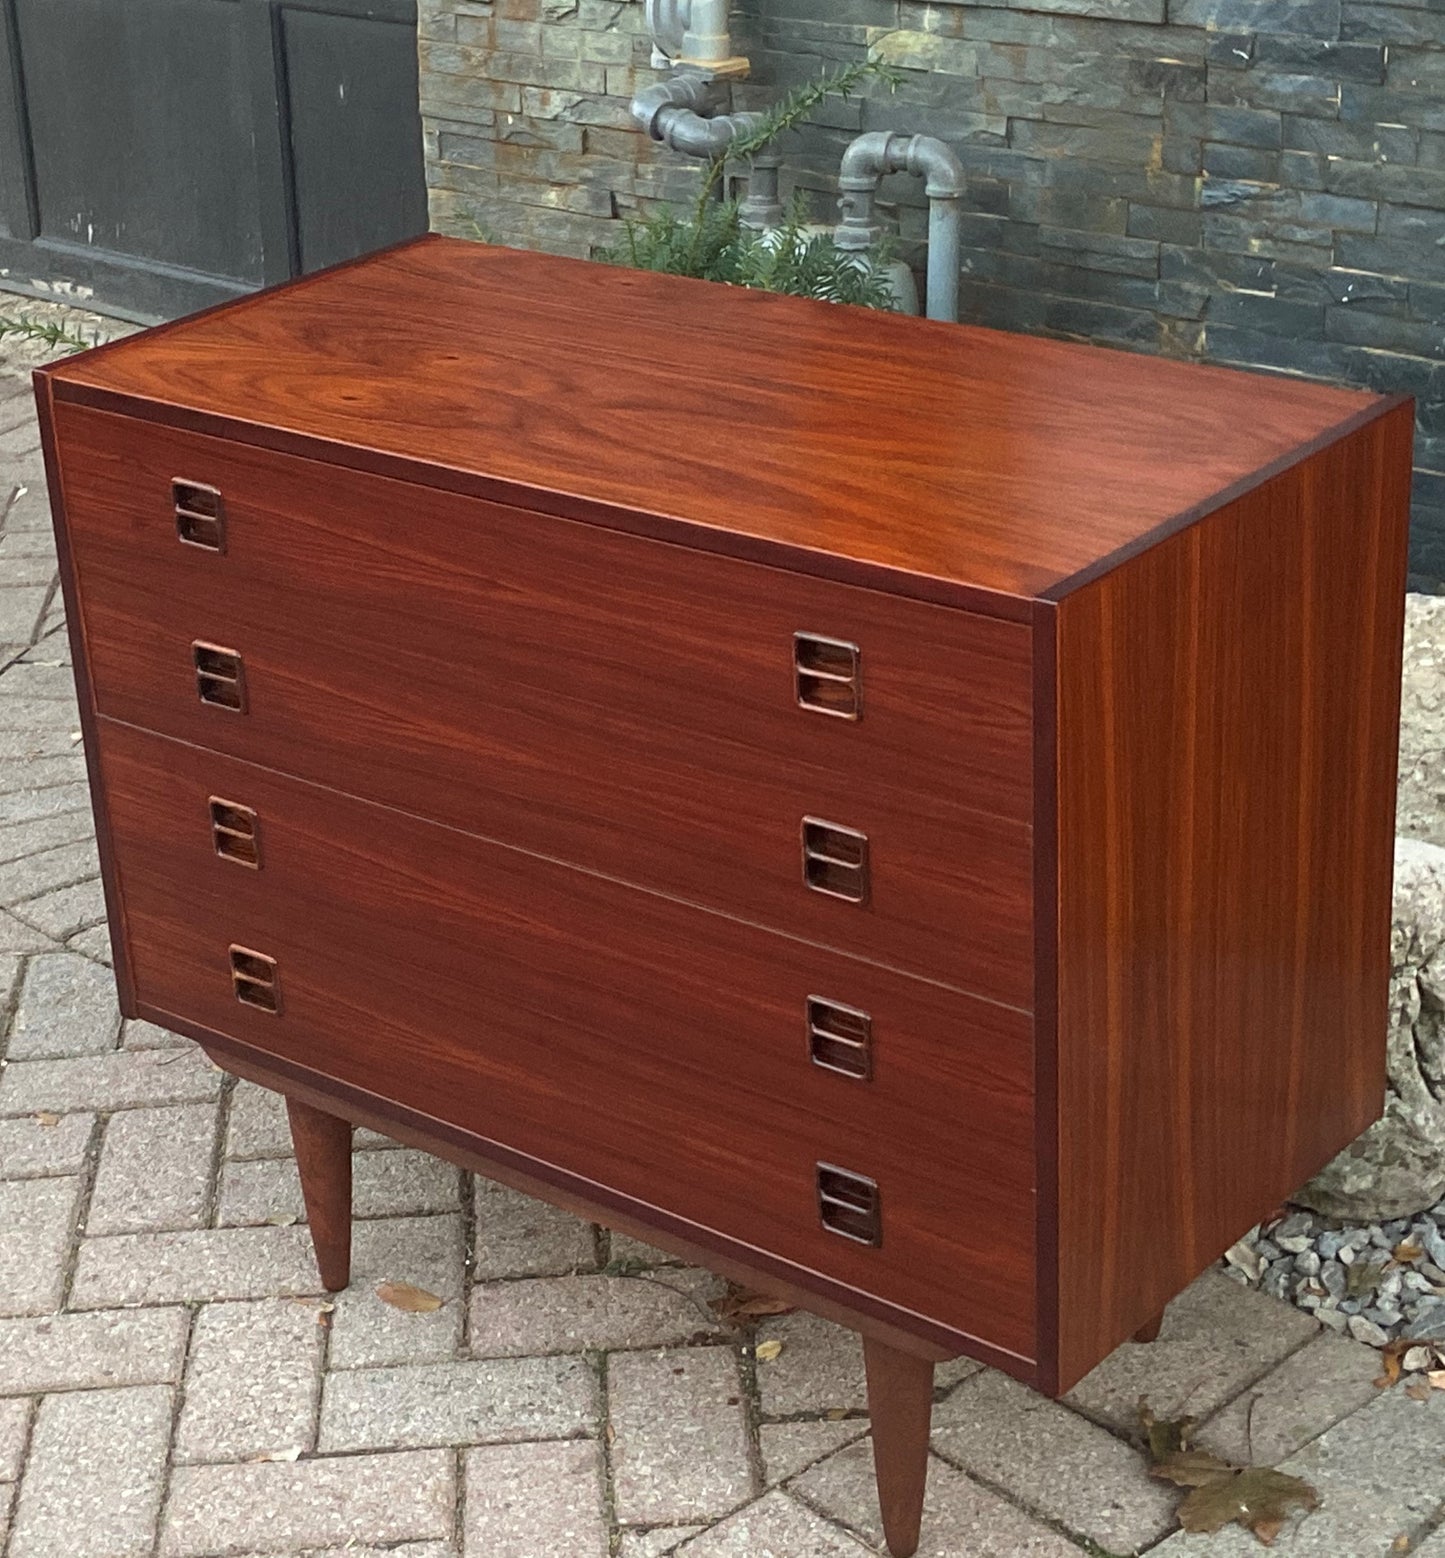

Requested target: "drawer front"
[
  {"left": 57, "top": 405, "right": 1034, "bottom": 1007},
  {"left": 97, "top": 719, "right": 1036, "bottom": 1360}
]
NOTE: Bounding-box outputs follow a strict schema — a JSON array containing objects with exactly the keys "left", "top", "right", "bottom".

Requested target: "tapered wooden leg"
[
  {"left": 1133, "top": 1312, "right": 1164, "bottom": 1344},
  {"left": 286, "top": 1097, "right": 353, "bottom": 1291},
  {"left": 863, "top": 1336, "right": 934, "bottom": 1558}
]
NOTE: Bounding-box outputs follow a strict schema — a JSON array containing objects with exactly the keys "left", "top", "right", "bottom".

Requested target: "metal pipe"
[
  {"left": 832, "top": 131, "right": 965, "bottom": 323},
  {"left": 739, "top": 149, "right": 785, "bottom": 231},
  {"left": 682, "top": 0, "right": 732, "bottom": 64},
  {"left": 631, "top": 75, "right": 763, "bottom": 161}
]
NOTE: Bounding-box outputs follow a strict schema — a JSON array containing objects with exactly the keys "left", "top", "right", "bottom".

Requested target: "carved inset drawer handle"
[
  {"left": 801, "top": 818, "right": 869, "bottom": 904},
  {"left": 193, "top": 642, "right": 247, "bottom": 712},
  {"left": 210, "top": 798, "right": 260, "bottom": 868},
  {"left": 817, "top": 1163, "right": 882, "bottom": 1246},
  {"left": 230, "top": 945, "right": 280, "bottom": 1013},
  {"left": 807, "top": 996, "right": 872, "bottom": 1080},
  {"left": 173, "top": 480, "right": 226, "bottom": 552},
  {"left": 794, "top": 633, "right": 860, "bottom": 720}
]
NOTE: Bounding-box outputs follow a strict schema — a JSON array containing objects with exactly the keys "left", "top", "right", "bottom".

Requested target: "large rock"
[
  {"left": 1296, "top": 837, "right": 1445, "bottom": 1220},
  {"left": 1397, "top": 593, "right": 1445, "bottom": 849}
]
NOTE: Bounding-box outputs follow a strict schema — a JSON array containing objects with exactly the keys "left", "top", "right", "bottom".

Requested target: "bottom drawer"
[{"left": 96, "top": 719, "right": 1036, "bottom": 1361}]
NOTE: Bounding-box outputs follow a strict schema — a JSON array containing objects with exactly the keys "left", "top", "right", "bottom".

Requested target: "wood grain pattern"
[
  {"left": 44, "top": 235, "right": 1388, "bottom": 609},
  {"left": 57, "top": 403, "right": 1034, "bottom": 1005},
  {"left": 286, "top": 1097, "right": 353, "bottom": 1291},
  {"left": 864, "top": 1338, "right": 935, "bottom": 1558},
  {"left": 1046, "top": 399, "right": 1414, "bottom": 1393},
  {"left": 97, "top": 717, "right": 1037, "bottom": 1363}
]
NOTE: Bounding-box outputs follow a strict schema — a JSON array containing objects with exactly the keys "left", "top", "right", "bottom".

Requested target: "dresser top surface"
[{"left": 48, "top": 234, "right": 1392, "bottom": 606}]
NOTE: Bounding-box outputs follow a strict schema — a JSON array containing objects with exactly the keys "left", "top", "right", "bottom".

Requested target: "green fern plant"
[
  {"left": 0, "top": 314, "right": 93, "bottom": 354},
  {"left": 606, "top": 57, "right": 902, "bottom": 310}
]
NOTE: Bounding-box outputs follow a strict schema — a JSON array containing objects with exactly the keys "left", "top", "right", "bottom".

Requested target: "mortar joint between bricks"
[{"left": 150, "top": 1303, "right": 198, "bottom": 1558}]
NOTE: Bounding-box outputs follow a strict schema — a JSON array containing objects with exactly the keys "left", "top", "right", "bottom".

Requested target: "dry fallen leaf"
[
  {"left": 1139, "top": 1402, "right": 1195, "bottom": 1462},
  {"left": 1406, "top": 1381, "right": 1433, "bottom": 1402},
  {"left": 1151, "top": 1449, "right": 1237, "bottom": 1489},
  {"left": 1395, "top": 1241, "right": 1424, "bottom": 1263},
  {"left": 1176, "top": 1466, "right": 1319, "bottom": 1542},
  {"left": 754, "top": 1339, "right": 784, "bottom": 1362},
  {"left": 33, "top": 1111, "right": 60, "bottom": 1128},
  {"left": 1392, "top": 1534, "right": 1412, "bottom": 1552},
  {"left": 248, "top": 1446, "right": 302, "bottom": 1463},
  {"left": 1428, "top": 1370, "right": 1445, "bottom": 1391},
  {"left": 709, "top": 1287, "right": 795, "bottom": 1326},
  {"left": 1376, "top": 1341, "right": 1409, "bottom": 1389},
  {"left": 375, "top": 1281, "right": 444, "bottom": 1313}
]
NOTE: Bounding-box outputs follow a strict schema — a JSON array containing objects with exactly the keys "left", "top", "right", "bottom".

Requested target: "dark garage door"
[{"left": 0, "top": 0, "right": 427, "bottom": 320}]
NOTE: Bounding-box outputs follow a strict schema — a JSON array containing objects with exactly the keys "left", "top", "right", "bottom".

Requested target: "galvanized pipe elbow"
[
  {"left": 631, "top": 75, "right": 761, "bottom": 160},
  {"left": 900, "top": 134, "right": 965, "bottom": 200}
]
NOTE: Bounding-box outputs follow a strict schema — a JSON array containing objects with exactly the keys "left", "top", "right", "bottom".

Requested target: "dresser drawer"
[
  {"left": 96, "top": 718, "right": 1036, "bottom": 1360},
  {"left": 56, "top": 405, "right": 1033, "bottom": 1007}
]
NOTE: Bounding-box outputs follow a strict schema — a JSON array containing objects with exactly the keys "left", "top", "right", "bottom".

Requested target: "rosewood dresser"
[{"left": 37, "top": 235, "right": 1412, "bottom": 1556}]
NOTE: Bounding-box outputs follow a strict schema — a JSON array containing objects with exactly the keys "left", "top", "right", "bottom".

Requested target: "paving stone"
[
  {"left": 0, "top": 781, "right": 87, "bottom": 826},
  {"left": 218, "top": 1147, "right": 460, "bottom": 1226},
  {"left": 675, "top": 1491, "right": 873, "bottom": 1557},
  {"left": 327, "top": 1213, "right": 465, "bottom": 1369},
  {"left": 9, "top": 1385, "right": 172, "bottom": 1558},
  {"left": 0, "top": 809, "right": 93, "bottom": 863},
  {"left": 469, "top": 1269, "right": 723, "bottom": 1357},
  {"left": 0, "top": 1395, "right": 29, "bottom": 1479},
  {"left": 610, "top": 1346, "right": 753, "bottom": 1525},
  {"left": 11, "top": 875, "right": 105, "bottom": 938},
  {"left": 608, "top": 1230, "right": 685, "bottom": 1268},
  {"left": 618, "top": 1529, "right": 704, "bottom": 1558},
  {"left": 0, "top": 1306, "right": 189, "bottom": 1394},
  {"left": 0, "top": 1110, "right": 93, "bottom": 1176},
  {"left": 1196, "top": 1331, "right": 1383, "bottom": 1466},
  {"left": 70, "top": 1223, "right": 325, "bottom": 1307},
  {"left": 0, "top": 587, "right": 49, "bottom": 646},
  {"left": 120, "top": 1017, "right": 186, "bottom": 1050},
  {"left": 87, "top": 1102, "right": 217, "bottom": 1235},
  {"left": 754, "top": 1311, "right": 867, "bottom": 1416},
  {"left": 0, "top": 841, "right": 98, "bottom": 908},
  {"left": 67, "top": 924, "right": 112, "bottom": 964},
  {"left": 0, "top": 1482, "right": 10, "bottom": 1547},
  {"left": 175, "top": 1298, "right": 325, "bottom": 1463},
  {"left": 473, "top": 1175, "right": 598, "bottom": 1277},
  {"left": 160, "top": 1450, "right": 456, "bottom": 1556},
  {"left": 225, "top": 1078, "right": 394, "bottom": 1159},
  {"left": 8, "top": 950, "right": 119, "bottom": 1058},
  {"left": 931, "top": 1368, "right": 1177, "bottom": 1552},
  {"left": 1153, "top": 1387, "right": 1445, "bottom": 1554},
  {"left": 793, "top": 1439, "right": 1086, "bottom": 1557},
  {"left": 0, "top": 758, "right": 87, "bottom": 796},
  {"left": 321, "top": 1355, "right": 596, "bottom": 1451},
  {"left": 0, "top": 1174, "right": 79, "bottom": 1315},
  {"left": 463, "top": 1440, "right": 607, "bottom": 1558},
  {"left": 0, "top": 709, "right": 79, "bottom": 746},
  {"left": 760, "top": 1420, "right": 868, "bottom": 1485},
  {"left": 0, "top": 1047, "right": 221, "bottom": 1115},
  {"left": 0, "top": 663, "right": 79, "bottom": 699},
  {"left": 1065, "top": 1269, "right": 1321, "bottom": 1433},
  {"left": 0, "top": 910, "right": 58, "bottom": 952}
]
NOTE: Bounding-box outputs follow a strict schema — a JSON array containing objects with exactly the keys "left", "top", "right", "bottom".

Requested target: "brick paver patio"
[{"left": 1, "top": 302, "right": 1442, "bottom": 1558}]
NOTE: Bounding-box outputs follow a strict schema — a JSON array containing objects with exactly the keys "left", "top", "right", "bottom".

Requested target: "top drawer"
[{"left": 54, "top": 405, "right": 1035, "bottom": 1005}]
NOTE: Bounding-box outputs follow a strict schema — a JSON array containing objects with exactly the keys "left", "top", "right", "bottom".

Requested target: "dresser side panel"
[
  {"left": 1051, "top": 400, "right": 1414, "bottom": 1392},
  {"left": 31, "top": 369, "right": 138, "bottom": 1010}
]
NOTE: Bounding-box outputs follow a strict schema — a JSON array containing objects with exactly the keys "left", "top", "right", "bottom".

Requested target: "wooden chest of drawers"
[{"left": 37, "top": 235, "right": 1413, "bottom": 1555}]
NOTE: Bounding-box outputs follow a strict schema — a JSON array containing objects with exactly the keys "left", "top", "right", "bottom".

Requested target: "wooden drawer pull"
[
  {"left": 795, "top": 633, "right": 861, "bottom": 720},
  {"left": 193, "top": 642, "right": 247, "bottom": 712},
  {"left": 802, "top": 818, "right": 869, "bottom": 904},
  {"left": 173, "top": 480, "right": 226, "bottom": 552},
  {"left": 230, "top": 945, "right": 280, "bottom": 1012},
  {"left": 807, "top": 996, "right": 872, "bottom": 1080},
  {"left": 817, "top": 1163, "right": 882, "bottom": 1246},
  {"left": 210, "top": 798, "right": 260, "bottom": 868}
]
